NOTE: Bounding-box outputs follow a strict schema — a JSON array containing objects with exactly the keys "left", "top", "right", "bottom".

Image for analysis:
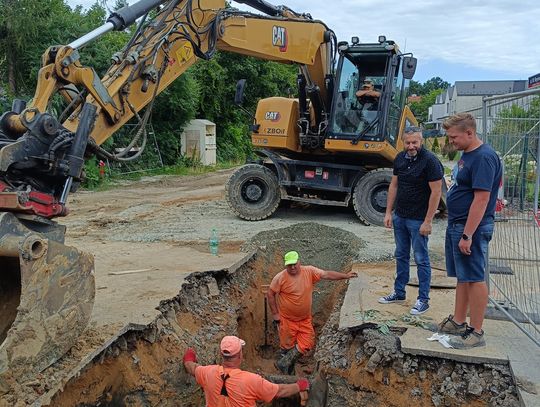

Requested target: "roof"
[{"left": 454, "top": 80, "right": 527, "bottom": 96}]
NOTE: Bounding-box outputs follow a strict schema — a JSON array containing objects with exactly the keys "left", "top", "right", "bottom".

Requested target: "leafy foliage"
[
  {"left": 409, "top": 77, "right": 449, "bottom": 97},
  {"left": 0, "top": 0, "right": 296, "bottom": 176},
  {"left": 410, "top": 88, "right": 445, "bottom": 124},
  {"left": 189, "top": 52, "right": 296, "bottom": 162}
]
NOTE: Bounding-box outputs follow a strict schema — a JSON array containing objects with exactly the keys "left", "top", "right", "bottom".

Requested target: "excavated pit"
[{"left": 38, "top": 224, "right": 518, "bottom": 407}]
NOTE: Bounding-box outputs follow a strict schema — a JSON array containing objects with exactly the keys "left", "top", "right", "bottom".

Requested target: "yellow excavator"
[
  {"left": 226, "top": 26, "right": 419, "bottom": 227},
  {"left": 0, "top": 0, "right": 418, "bottom": 384}
]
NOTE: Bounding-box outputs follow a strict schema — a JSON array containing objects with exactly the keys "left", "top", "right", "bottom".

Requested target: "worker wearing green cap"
[{"left": 267, "top": 251, "right": 357, "bottom": 374}]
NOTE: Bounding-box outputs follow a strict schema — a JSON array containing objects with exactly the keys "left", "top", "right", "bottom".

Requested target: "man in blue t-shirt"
[
  {"left": 438, "top": 113, "right": 502, "bottom": 349},
  {"left": 380, "top": 126, "right": 443, "bottom": 315}
]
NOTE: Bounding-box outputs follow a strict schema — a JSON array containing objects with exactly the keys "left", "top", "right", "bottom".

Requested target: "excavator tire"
[
  {"left": 226, "top": 164, "right": 281, "bottom": 221},
  {"left": 0, "top": 212, "right": 95, "bottom": 384},
  {"left": 352, "top": 168, "right": 393, "bottom": 226}
]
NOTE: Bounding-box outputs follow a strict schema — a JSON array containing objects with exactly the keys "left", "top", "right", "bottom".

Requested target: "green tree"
[
  {"left": 409, "top": 88, "right": 444, "bottom": 123},
  {"left": 409, "top": 80, "right": 422, "bottom": 95},
  {"left": 407, "top": 77, "right": 450, "bottom": 97},
  {"left": 0, "top": 0, "right": 128, "bottom": 97},
  {"left": 190, "top": 52, "right": 296, "bottom": 161},
  {"left": 421, "top": 77, "right": 450, "bottom": 94}
]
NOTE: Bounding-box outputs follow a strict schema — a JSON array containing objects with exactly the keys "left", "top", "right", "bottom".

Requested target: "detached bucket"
[{"left": 0, "top": 212, "right": 95, "bottom": 382}]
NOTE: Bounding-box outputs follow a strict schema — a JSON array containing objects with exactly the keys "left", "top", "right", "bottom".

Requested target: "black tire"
[
  {"left": 226, "top": 164, "right": 281, "bottom": 220},
  {"left": 352, "top": 168, "right": 393, "bottom": 226}
]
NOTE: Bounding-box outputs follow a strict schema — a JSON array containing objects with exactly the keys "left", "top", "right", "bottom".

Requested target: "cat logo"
[
  {"left": 272, "top": 26, "right": 288, "bottom": 52},
  {"left": 264, "top": 111, "right": 281, "bottom": 122}
]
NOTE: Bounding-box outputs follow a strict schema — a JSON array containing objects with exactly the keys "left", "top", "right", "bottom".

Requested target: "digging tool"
[{"left": 259, "top": 284, "right": 274, "bottom": 358}]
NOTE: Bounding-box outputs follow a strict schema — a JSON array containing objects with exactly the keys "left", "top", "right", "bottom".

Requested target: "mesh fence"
[{"left": 471, "top": 88, "right": 540, "bottom": 346}]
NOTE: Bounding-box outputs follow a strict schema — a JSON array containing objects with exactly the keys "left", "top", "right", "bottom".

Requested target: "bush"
[
  {"left": 442, "top": 135, "right": 458, "bottom": 160},
  {"left": 82, "top": 157, "right": 103, "bottom": 188},
  {"left": 431, "top": 137, "right": 440, "bottom": 153}
]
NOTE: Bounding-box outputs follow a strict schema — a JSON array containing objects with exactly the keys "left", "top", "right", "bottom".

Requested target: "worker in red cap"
[
  {"left": 267, "top": 251, "right": 358, "bottom": 374},
  {"left": 183, "top": 335, "right": 309, "bottom": 406}
]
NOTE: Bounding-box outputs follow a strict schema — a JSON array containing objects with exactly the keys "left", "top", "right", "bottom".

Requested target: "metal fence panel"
[{"left": 468, "top": 89, "right": 540, "bottom": 346}]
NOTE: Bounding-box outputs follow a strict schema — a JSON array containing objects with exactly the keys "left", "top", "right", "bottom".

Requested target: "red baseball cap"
[{"left": 220, "top": 336, "right": 246, "bottom": 356}]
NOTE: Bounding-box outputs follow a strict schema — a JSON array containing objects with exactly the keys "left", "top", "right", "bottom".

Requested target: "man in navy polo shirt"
[
  {"left": 379, "top": 126, "right": 443, "bottom": 315},
  {"left": 438, "top": 113, "right": 502, "bottom": 348}
]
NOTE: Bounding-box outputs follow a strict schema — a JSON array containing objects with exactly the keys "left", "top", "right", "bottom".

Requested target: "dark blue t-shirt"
[
  {"left": 393, "top": 148, "right": 444, "bottom": 220},
  {"left": 447, "top": 144, "right": 502, "bottom": 225}
]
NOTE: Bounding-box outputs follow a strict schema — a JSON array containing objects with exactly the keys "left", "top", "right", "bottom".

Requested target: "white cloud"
[{"left": 68, "top": 0, "right": 540, "bottom": 80}]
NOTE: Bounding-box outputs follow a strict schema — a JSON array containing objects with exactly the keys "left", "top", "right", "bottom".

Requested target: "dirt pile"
[{"left": 243, "top": 222, "right": 367, "bottom": 270}]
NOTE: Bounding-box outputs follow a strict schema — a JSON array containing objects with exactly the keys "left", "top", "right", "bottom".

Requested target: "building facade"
[{"left": 427, "top": 80, "right": 527, "bottom": 133}]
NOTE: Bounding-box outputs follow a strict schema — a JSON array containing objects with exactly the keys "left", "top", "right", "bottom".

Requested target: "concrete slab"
[
  {"left": 339, "top": 262, "right": 540, "bottom": 406},
  {"left": 339, "top": 262, "right": 456, "bottom": 330},
  {"left": 407, "top": 265, "right": 457, "bottom": 288}
]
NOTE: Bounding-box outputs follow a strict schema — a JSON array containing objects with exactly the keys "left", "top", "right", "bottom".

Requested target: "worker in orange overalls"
[
  {"left": 183, "top": 335, "right": 309, "bottom": 407},
  {"left": 267, "top": 251, "right": 357, "bottom": 374}
]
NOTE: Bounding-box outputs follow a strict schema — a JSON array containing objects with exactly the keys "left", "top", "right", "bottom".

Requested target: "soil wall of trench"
[{"left": 26, "top": 224, "right": 518, "bottom": 407}]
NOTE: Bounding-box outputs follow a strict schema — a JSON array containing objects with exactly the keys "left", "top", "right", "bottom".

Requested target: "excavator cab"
[{"left": 329, "top": 37, "right": 416, "bottom": 147}]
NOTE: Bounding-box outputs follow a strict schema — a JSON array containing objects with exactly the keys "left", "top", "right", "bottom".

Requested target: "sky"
[{"left": 68, "top": 0, "right": 540, "bottom": 85}]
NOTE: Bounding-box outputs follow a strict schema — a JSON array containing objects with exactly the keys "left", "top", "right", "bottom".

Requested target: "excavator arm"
[{"left": 0, "top": 0, "right": 334, "bottom": 385}]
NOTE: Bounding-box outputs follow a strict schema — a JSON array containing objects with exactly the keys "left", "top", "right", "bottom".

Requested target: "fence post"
[
  {"left": 482, "top": 96, "right": 488, "bottom": 142},
  {"left": 535, "top": 122, "right": 540, "bottom": 217}
]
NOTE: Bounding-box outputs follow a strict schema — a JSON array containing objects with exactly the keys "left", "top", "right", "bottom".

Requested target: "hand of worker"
[
  {"left": 183, "top": 348, "right": 197, "bottom": 363},
  {"left": 419, "top": 221, "right": 432, "bottom": 236},
  {"left": 296, "top": 378, "right": 310, "bottom": 392},
  {"left": 345, "top": 272, "right": 358, "bottom": 279},
  {"left": 383, "top": 213, "right": 392, "bottom": 229}
]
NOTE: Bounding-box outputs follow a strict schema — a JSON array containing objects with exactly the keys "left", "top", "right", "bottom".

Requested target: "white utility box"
[{"left": 180, "top": 119, "right": 216, "bottom": 165}]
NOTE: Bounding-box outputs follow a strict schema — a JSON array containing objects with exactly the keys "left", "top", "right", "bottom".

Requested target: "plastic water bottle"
[{"left": 209, "top": 228, "right": 219, "bottom": 256}]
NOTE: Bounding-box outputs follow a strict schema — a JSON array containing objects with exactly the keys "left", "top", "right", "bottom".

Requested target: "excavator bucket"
[{"left": 0, "top": 212, "right": 95, "bottom": 384}]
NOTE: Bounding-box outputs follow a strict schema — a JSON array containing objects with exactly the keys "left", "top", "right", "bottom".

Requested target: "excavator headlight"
[
  {"left": 378, "top": 35, "right": 386, "bottom": 44},
  {"left": 351, "top": 36, "right": 359, "bottom": 45}
]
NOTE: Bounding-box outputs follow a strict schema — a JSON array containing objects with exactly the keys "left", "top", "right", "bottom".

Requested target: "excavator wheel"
[
  {"left": 0, "top": 212, "right": 95, "bottom": 384},
  {"left": 352, "top": 168, "right": 393, "bottom": 226},
  {"left": 226, "top": 164, "right": 281, "bottom": 221}
]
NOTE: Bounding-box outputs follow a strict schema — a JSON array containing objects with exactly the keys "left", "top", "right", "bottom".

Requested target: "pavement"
[{"left": 339, "top": 262, "right": 540, "bottom": 407}]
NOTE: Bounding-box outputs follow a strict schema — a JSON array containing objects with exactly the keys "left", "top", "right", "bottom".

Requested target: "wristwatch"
[{"left": 462, "top": 233, "right": 470, "bottom": 241}]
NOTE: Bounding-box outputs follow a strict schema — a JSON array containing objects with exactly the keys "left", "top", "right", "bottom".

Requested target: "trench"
[{"left": 43, "top": 224, "right": 519, "bottom": 407}]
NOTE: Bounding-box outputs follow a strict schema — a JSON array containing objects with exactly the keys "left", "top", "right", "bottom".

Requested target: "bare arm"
[
  {"left": 458, "top": 190, "right": 490, "bottom": 255},
  {"left": 384, "top": 175, "right": 398, "bottom": 228},
  {"left": 184, "top": 361, "right": 199, "bottom": 377},
  {"left": 419, "top": 179, "right": 442, "bottom": 236},
  {"left": 267, "top": 289, "right": 280, "bottom": 321},
  {"left": 320, "top": 270, "right": 358, "bottom": 280},
  {"left": 275, "top": 383, "right": 301, "bottom": 398}
]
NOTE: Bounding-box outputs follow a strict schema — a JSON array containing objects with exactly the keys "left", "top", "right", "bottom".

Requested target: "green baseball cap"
[{"left": 284, "top": 251, "right": 299, "bottom": 266}]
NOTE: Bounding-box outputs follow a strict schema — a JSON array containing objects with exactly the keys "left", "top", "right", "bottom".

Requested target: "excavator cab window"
[
  {"left": 329, "top": 51, "right": 390, "bottom": 142},
  {"left": 386, "top": 57, "right": 409, "bottom": 145}
]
